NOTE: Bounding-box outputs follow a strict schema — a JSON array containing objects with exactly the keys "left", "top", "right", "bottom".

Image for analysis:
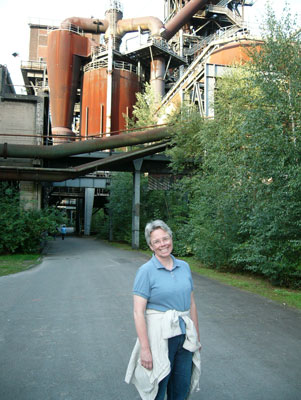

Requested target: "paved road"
[{"left": 0, "top": 237, "right": 300, "bottom": 400}]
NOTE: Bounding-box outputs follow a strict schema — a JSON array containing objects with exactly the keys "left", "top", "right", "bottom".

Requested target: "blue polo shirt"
[{"left": 133, "top": 254, "right": 193, "bottom": 312}]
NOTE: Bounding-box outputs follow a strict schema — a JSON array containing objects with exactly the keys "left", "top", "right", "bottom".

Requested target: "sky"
[{"left": 0, "top": 0, "right": 300, "bottom": 89}]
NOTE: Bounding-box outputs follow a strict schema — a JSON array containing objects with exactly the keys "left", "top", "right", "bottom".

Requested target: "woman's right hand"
[
  {"left": 133, "top": 295, "right": 153, "bottom": 370},
  {"left": 140, "top": 347, "right": 153, "bottom": 370}
]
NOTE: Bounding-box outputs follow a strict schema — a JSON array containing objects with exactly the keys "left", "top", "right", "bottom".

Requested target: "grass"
[
  {"left": 106, "top": 240, "right": 301, "bottom": 310},
  {"left": 186, "top": 258, "right": 301, "bottom": 310},
  {"left": 0, "top": 254, "right": 41, "bottom": 277}
]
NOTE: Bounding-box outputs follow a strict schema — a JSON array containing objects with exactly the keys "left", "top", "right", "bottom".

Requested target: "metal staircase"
[{"left": 160, "top": 25, "right": 251, "bottom": 113}]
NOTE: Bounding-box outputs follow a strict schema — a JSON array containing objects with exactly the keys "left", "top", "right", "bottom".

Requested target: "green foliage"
[
  {"left": 104, "top": 172, "right": 190, "bottom": 252},
  {"left": 91, "top": 208, "right": 109, "bottom": 238},
  {"left": 125, "top": 83, "right": 170, "bottom": 130},
  {"left": 130, "top": 83, "right": 159, "bottom": 128},
  {"left": 167, "top": 6, "right": 301, "bottom": 287},
  {"left": 0, "top": 183, "right": 66, "bottom": 254}
]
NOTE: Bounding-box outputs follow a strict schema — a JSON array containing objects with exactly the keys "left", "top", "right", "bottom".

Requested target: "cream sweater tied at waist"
[{"left": 125, "top": 309, "right": 201, "bottom": 400}]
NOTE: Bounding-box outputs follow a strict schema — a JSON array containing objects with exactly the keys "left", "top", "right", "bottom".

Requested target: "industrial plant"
[{"left": 0, "top": 0, "right": 257, "bottom": 247}]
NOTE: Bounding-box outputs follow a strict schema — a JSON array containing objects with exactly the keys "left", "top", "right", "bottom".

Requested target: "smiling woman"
[{"left": 125, "top": 219, "right": 201, "bottom": 400}]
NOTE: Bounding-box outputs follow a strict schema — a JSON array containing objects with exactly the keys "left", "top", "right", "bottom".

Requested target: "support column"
[
  {"left": 132, "top": 158, "right": 143, "bottom": 249},
  {"left": 150, "top": 56, "right": 166, "bottom": 103},
  {"left": 84, "top": 187, "right": 95, "bottom": 236},
  {"left": 19, "top": 181, "right": 42, "bottom": 211},
  {"left": 109, "top": 208, "right": 113, "bottom": 242}
]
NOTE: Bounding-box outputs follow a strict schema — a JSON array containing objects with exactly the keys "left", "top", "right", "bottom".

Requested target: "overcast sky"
[{"left": 0, "top": 0, "right": 300, "bottom": 88}]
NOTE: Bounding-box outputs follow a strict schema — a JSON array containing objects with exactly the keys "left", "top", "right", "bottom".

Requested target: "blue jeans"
[{"left": 155, "top": 334, "right": 193, "bottom": 400}]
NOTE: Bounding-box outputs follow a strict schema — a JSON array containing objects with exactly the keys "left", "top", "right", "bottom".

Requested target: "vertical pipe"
[
  {"left": 106, "top": 36, "right": 113, "bottom": 136},
  {"left": 179, "top": 28, "right": 184, "bottom": 104},
  {"left": 100, "top": 104, "right": 104, "bottom": 136},
  {"left": 150, "top": 57, "right": 166, "bottom": 103},
  {"left": 85, "top": 107, "right": 89, "bottom": 139},
  {"left": 125, "top": 106, "right": 129, "bottom": 129}
]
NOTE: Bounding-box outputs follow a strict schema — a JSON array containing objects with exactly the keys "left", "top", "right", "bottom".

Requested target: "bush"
[{"left": 0, "top": 183, "right": 66, "bottom": 254}]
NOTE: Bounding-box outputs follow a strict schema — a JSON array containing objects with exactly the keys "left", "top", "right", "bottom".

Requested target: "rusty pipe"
[
  {"left": 117, "top": 16, "right": 164, "bottom": 38},
  {"left": 162, "top": 0, "right": 210, "bottom": 41},
  {"left": 0, "top": 142, "right": 168, "bottom": 182},
  {"left": 0, "top": 126, "right": 171, "bottom": 160},
  {"left": 61, "top": 17, "right": 109, "bottom": 34}
]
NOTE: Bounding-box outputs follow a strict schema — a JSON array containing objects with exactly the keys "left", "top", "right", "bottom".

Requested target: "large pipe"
[
  {"left": 117, "top": 16, "right": 164, "bottom": 38},
  {"left": 61, "top": 17, "right": 109, "bottom": 34},
  {"left": 0, "top": 126, "right": 171, "bottom": 160},
  {"left": 150, "top": 57, "right": 166, "bottom": 102},
  {"left": 0, "top": 142, "right": 168, "bottom": 182},
  {"left": 162, "top": 0, "right": 211, "bottom": 41}
]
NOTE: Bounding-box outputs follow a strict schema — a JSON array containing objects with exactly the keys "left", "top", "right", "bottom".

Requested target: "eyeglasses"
[{"left": 151, "top": 236, "right": 171, "bottom": 247}]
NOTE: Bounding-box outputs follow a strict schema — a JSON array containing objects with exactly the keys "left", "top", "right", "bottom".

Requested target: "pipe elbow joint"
[
  {"left": 116, "top": 16, "right": 164, "bottom": 38},
  {"left": 146, "top": 16, "right": 165, "bottom": 38}
]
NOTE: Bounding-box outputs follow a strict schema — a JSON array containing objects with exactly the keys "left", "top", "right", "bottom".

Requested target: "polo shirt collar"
[{"left": 152, "top": 254, "right": 180, "bottom": 271}]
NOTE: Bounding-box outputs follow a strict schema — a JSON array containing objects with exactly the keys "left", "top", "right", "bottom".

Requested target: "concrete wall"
[{"left": 0, "top": 95, "right": 45, "bottom": 209}]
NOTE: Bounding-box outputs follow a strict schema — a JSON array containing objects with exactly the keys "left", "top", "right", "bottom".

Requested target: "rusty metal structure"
[
  {"left": 46, "top": 0, "right": 183, "bottom": 141},
  {"left": 1, "top": 0, "right": 258, "bottom": 243},
  {"left": 45, "top": 0, "right": 256, "bottom": 142}
]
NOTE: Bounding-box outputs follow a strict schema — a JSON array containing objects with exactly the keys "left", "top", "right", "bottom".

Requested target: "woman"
[{"left": 125, "top": 220, "right": 201, "bottom": 400}]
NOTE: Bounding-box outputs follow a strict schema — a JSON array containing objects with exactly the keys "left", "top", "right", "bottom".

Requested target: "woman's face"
[{"left": 149, "top": 228, "right": 173, "bottom": 259}]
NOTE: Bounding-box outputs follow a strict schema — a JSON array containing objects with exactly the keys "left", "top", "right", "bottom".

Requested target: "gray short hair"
[{"left": 145, "top": 220, "right": 173, "bottom": 246}]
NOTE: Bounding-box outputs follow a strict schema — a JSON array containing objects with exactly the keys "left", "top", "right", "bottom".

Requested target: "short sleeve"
[
  {"left": 133, "top": 266, "right": 151, "bottom": 299},
  {"left": 187, "top": 264, "right": 194, "bottom": 291}
]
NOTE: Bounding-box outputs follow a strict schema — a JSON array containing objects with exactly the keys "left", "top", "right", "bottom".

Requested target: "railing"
[
  {"left": 114, "top": 61, "right": 137, "bottom": 73},
  {"left": 91, "top": 44, "right": 108, "bottom": 59},
  {"left": 217, "top": 0, "right": 232, "bottom": 6},
  {"left": 151, "top": 37, "right": 181, "bottom": 57},
  {"left": 206, "top": 5, "right": 243, "bottom": 25},
  {"left": 160, "top": 25, "right": 253, "bottom": 107},
  {"left": 105, "top": 0, "right": 123, "bottom": 13},
  {"left": 84, "top": 58, "right": 137, "bottom": 74},
  {"left": 84, "top": 58, "right": 108, "bottom": 72},
  {"left": 184, "top": 25, "right": 249, "bottom": 58},
  {"left": 47, "top": 23, "right": 84, "bottom": 36},
  {"left": 28, "top": 17, "right": 60, "bottom": 29},
  {"left": 21, "top": 60, "right": 47, "bottom": 70}
]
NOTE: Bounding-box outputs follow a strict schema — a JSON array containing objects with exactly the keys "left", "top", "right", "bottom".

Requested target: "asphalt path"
[{"left": 0, "top": 236, "right": 300, "bottom": 400}]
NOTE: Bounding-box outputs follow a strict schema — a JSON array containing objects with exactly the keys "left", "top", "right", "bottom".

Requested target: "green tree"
[
  {"left": 168, "top": 6, "right": 301, "bottom": 287},
  {"left": 125, "top": 82, "right": 170, "bottom": 130},
  {"left": 231, "top": 6, "right": 301, "bottom": 286}
]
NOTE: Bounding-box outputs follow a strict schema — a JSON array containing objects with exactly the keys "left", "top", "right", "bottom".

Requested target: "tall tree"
[{"left": 168, "top": 5, "right": 301, "bottom": 287}]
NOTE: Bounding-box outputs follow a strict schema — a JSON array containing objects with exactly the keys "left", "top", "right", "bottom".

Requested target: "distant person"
[
  {"left": 125, "top": 220, "right": 201, "bottom": 400},
  {"left": 61, "top": 225, "right": 66, "bottom": 240}
]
